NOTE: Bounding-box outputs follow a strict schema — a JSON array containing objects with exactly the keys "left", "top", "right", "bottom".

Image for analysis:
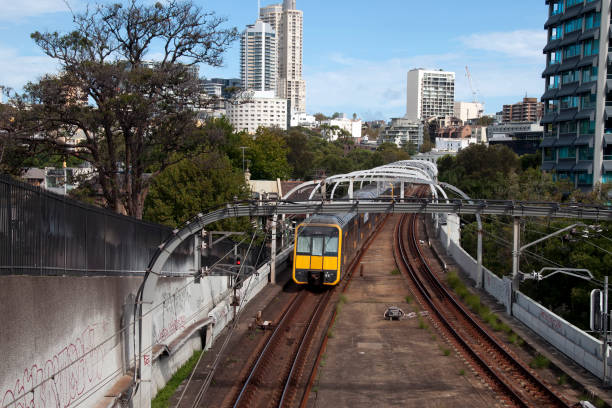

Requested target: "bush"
[{"left": 529, "top": 353, "right": 550, "bottom": 369}]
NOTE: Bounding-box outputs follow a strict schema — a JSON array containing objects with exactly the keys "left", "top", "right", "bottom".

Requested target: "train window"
[
  {"left": 311, "top": 236, "right": 324, "bottom": 256},
  {"left": 296, "top": 236, "right": 311, "bottom": 254},
  {"left": 324, "top": 236, "right": 339, "bottom": 256}
]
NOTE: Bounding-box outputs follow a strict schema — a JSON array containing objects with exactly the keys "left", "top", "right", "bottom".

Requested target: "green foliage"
[
  {"left": 245, "top": 128, "right": 292, "bottom": 180},
  {"left": 152, "top": 350, "right": 203, "bottom": 408},
  {"left": 143, "top": 151, "right": 249, "bottom": 228},
  {"left": 405, "top": 295, "right": 413, "bottom": 304},
  {"left": 529, "top": 353, "right": 551, "bottom": 369},
  {"left": 390, "top": 268, "right": 400, "bottom": 275}
]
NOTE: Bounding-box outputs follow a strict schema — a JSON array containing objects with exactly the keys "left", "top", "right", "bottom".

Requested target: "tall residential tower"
[
  {"left": 541, "top": 0, "right": 612, "bottom": 189},
  {"left": 406, "top": 69, "right": 455, "bottom": 121},
  {"left": 240, "top": 19, "right": 277, "bottom": 93},
  {"left": 260, "top": 0, "right": 306, "bottom": 113}
]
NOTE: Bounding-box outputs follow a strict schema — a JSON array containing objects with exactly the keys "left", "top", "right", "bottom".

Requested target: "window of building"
[
  {"left": 551, "top": 1, "right": 564, "bottom": 15},
  {"left": 579, "top": 146, "right": 594, "bottom": 160},
  {"left": 558, "top": 146, "right": 576, "bottom": 158},
  {"left": 583, "top": 39, "right": 599, "bottom": 56},
  {"left": 564, "top": 17, "right": 582, "bottom": 34},
  {"left": 560, "top": 96, "right": 579, "bottom": 108},
  {"left": 551, "top": 26, "right": 563, "bottom": 40},
  {"left": 564, "top": 44, "right": 581, "bottom": 59},
  {"left": 580, "top": 119, "right": 596, "bottom": 134},
  {"left": 566, "top": 0, "right": 582, "bottom": 7},
  {"left": 585, "top": 12, "right": 601, "bottom": 30},
  {"left": 581, "top": 94, "right": 596, "bottom": 109},
  {"left": 551, "top": 50, "right": 562, "bottom": 64},
  {"left": 544, "top": 147, "right": 556, "bottom": 161},
  {"left": 549, "top": 75, "right": 561, "bottom": 89},
  {"left": 562, "top": 70, "right": 579, "bottom": 84}
]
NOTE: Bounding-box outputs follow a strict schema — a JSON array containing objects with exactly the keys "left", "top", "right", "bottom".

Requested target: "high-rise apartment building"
[
  {"left": 540, "top": 0, "right": 611, "bottom": 189},
  {"left": 260, "top": 0, "right": 306, "bottom": 113},
  {"left": 240, "top": 20, "right": 277, "bottom": 93},
  {"left": 502, "top": 97, "right": 543, "bottom": 123},
  {"left": 406, "top": 69, "right": 455, "bottom": 122}
]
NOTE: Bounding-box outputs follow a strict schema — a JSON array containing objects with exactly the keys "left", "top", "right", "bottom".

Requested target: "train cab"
[{"left": 292, "top": 218, "right": 343, "bottom": 286}]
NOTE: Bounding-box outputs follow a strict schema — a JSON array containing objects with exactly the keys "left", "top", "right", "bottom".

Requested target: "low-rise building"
[
  {"left": 225, "top": 91, "right": 288, "bottom": 134},
  {"left": 290, "top": 112, "right": 317, "bottom": 128},
  {"left": 414, "top": 149, "right": 457, "bottom": 164},
  {"left": 487, "top": 122, "right": 544, "bottom": 156},
  {"left": 22, "top": 164, "right": 95, "bottom": 195},
  {"left": 321, "top": 115, "right": 362, "bottom": 140},
  {"left": 437, "top": 124, "right": 472, "bottom": 139},
  {"left": 378, "top": 117, "right": 423, "bottom": 148},
  {"left": 454, "top": 101, "right": 484, "bottom": 123},
  {"left": 435, "top": 137, "right": 477, "bottom": 152}
]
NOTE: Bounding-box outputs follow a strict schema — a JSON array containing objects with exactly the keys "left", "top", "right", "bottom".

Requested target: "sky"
[{"left": 0, "top": 0, "right": 548, "bottom": 120}]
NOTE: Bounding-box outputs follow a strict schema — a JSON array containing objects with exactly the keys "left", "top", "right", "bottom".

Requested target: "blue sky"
[{"left": 0, "top": 0, "right": 548, "bottom": 120}]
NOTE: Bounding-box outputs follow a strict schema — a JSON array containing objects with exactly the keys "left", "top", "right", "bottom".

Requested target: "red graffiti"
[
  {"left": 143, "top": 355, "right": 151, "bottom": 367},
  {"left": 2, "top": 324, "right": 107, "bottom": 408},
  {"left": 540, "top": 310, "right": 563, "bottom": 331},
  {"left": 155, "top": 316, "right": 187, "bottom": 344}
]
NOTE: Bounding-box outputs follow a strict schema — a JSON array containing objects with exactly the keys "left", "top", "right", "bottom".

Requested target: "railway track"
[
  {"left": 229, "top": 289, "right": 331, "bottom": 408},
  {"left": 394, "top": 212, "right": 572, "bottom": 408}
]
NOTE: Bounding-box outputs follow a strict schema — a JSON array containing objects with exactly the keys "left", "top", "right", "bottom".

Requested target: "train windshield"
[{"left": 296, "top": 226, "right": 339, "bottom": 256}]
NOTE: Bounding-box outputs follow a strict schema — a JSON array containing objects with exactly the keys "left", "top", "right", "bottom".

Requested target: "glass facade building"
[{"left": 541, "top": 0, "right": 612, "bottom": 188}]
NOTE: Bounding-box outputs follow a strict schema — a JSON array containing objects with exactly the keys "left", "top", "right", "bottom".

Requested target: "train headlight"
[{"left": 324, "top": 271, "right": 335, "bottom": 282}]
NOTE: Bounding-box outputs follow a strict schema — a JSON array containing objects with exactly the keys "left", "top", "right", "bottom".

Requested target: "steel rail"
[
  {"left": 396, "top": 214, "right": 530, "bottom": 407},
  {"left": 409, "top": 215, "right": 571, "bottom": 407},
  {"left": 278, "top": 290, "right": 332, "bottom": 408},
  {"left": 232, "top": 290, "right": 309, "bottom": 408},
  {"left": 401, "top": 213, "right": 572, "bottom": 407}
]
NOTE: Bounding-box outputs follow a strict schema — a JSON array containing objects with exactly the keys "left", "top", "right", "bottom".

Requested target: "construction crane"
[{"left": 465, "top": 66, "right": 479, "bottom": 103}]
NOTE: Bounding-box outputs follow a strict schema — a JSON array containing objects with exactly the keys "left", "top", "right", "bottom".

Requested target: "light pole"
[
  {"left": 240, "top": 146, "right": 248, "bottom": 173},
  {"left": 524, "top": 268, "right": 610, "bottom": 386}
]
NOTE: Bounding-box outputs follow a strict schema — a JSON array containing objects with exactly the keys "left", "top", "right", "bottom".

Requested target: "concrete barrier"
[{"left": 436, "top": 222, "right": 610, "bottom": 382}]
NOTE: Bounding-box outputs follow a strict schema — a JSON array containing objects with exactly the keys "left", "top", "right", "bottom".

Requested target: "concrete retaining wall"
[
  {"left": 513, "top": 291, "right": 607, "bottom": 379},
  {"left": 436, "top": 220, "right": 610, "bottom": 381},
  {"left": 1, "top": 245, "right": 293, "bottom": 408}
]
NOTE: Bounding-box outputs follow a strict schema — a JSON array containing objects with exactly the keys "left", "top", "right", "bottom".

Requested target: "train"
[{"left": 291, "top": 187, "right": 386, "bottom": 286}]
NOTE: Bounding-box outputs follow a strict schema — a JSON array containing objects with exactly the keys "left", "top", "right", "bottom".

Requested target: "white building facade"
[
  {"left": 226, "top": 91, "right": 287, "bottom": 134},
  {"left": 406, "top": 69, "right": 455, "bottom": 121},
  {"left": 321, "top": 116, "right": 362, "bottom": 140},
  {"left": 240, "top": 20, "right": 277, "bottom": 93},
  {"left": 454, "top": 101, "right": 484, "bottom": 123},
  {"left": 260, "top": 0, "right": 306, "bottom": 113},
  {"left": 435, "top": 137, "right": 477, "bottom": 152}
]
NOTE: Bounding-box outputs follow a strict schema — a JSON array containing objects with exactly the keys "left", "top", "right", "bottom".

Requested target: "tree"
[
  {"left": 11, "top": 0, "right": 237, "bottom": 218},
  {"left": 143, "top": 151, "right": 248, "bottom": 228},
  {"left": 477, "top": 116, "right": 495, "bottom": 126},
  {"left": 245, "top": 128, "right": 292, "bottom": 180},
  {"left": 313, "top": 113, "right": 328, "bottom": 122}
]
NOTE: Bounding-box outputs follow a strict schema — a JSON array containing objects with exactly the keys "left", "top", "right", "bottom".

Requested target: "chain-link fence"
[{"left": 0, "top": 175, "right": 193, "bottom": 276}]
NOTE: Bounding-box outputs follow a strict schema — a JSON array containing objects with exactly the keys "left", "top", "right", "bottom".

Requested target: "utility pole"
[
  {"left": 604, "top": 275, "right": 610, "bottom": 386},
  {"left": 240, "top": 146, "right": 248, "bottom": 172}
]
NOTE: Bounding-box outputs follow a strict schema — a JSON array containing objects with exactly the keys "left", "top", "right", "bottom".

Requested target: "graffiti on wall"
[{"left": 2, "top": 323, "right": 110, "bottom": 408}]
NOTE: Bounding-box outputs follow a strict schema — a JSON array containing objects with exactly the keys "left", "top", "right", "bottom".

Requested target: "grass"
[
  {"left": 508, "top": 333, "right": 518, "bottom": 344},
  {"left": 327, "top": 329, "right": 335, "bottom": 338},
  {"left": 338, "top": 294, "right": 348, "bottom": 304},
  {"left": 442, "top": 348, "right": 451, "bottom": 356},
  {"left": 417, "top": 317, "right": 428, "bottom": 330},
  {"left": 529, "top": 353, "right": 551, "bottom": 369},
  {"left": 459, "top": 369, "right": 465, "bottom": 376},
  {"left": 152, "top": 350, "right": 203, "bottom": 408},
  {"left": 390, "top": 268, "right": 400, "bottom": 275},
  {"left": 557, "top": 374, "right": 568, "bottom": 385},
  {"left": 405, "top": 295, "right": 413, "bottom": 304}
]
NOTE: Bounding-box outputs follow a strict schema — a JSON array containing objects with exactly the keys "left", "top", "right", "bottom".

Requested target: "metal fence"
[{"left": 0, "top": 175, "right": 194, "bottom": 276}]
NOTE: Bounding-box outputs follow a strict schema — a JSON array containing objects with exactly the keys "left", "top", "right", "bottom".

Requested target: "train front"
[{"left": 292, "top": 223, "right": 341, "bottom": 286}]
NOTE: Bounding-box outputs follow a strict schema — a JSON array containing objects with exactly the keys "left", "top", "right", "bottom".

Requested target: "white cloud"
[
  {"left": 305, "top": 29, "right": 547, "bottom": 119},
  {"left": 0, "top": 46, "right": 59, "bottom": 91},
  {"left": 458, "top": 30, "right": 547, "bottom": 60},
  {"left": 0, "top": 0, "right": 75, "bottom": 20}
]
